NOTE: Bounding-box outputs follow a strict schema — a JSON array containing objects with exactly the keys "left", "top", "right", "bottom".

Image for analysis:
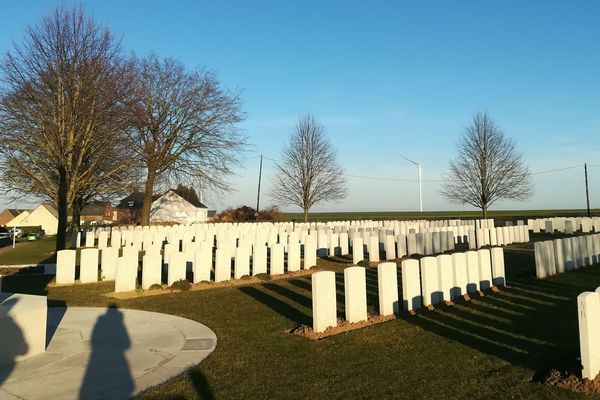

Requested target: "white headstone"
[
  {"left": 466, "top": 250, "right": 480, "bottom": 293},
  {"left": 114, "top": 256, "right": 137, "bottom": 292},
  {"left": 420, "top": 256, "right": 440, "bottom": 306},
  {"left": 451, "top": 252, "right": 468, "bottom": 298},
  {"left": 578, "top": 291, "right": 600, "bottom": 380},
  {"left": 401, "top": 259, "right": 421, "bottom": 311},
  {"left": 270, "top": 243, "right": 285, "bottom": 275},
  {"left": 344, "top": 266, "right": 367, "bottom": 323},
  {"left": 234, "top": 246, "right": 250, "bottom": 279},
  {"left": 352, "top": 237, "right": 364, "bottom": 265},
  {"left": 79, "top": 248, "right": 99, "bottom": 283},
  {"left": 490, "top": 247, "right": 505, "bottom": 287},
  {"left": 193, "top": 247, "right": 212, "bottom": 283},
  {"left": 477, "top": 249, "right": 493, "bottom": 290},
  {"left": 534, "top": 241, "right": 548, "bottom": 278},
  {"left": 437, "top": 254, "right": 453, "bottom": 301},
  {"left": 377, "top": 262, "right": 399, "bottom": 315},
  {"left": 168, "top": 252, "right": 188, "bottom": 286},
  {"left": 562, "top": 237, "right": 575, "bottom": 271},
  {"left": 56, "top": 250, "right": 76, "bottom": 285},
  {"left": 368, "top": 235, "right": 380, "bottom": 262},
  {"left": 303, "top": 240, "right": 317, "bottom": 269},
  {"left": 100, "top": 246, "right": 119, "bottom": 281},
  {"left": 215, "top": 247, "right": 231, "bottom": 282},
  {"left": 384, "top": 235, "right": 396, "bottom": 260},
  {"left": 142, "top": 254, "right": 162, "bottom": 289},
  {"left": 97, "top": 231, "right": 108, "bottom": 249},
  {"left": 553, "top": 239, "right": 565, "bottom": 274},
  {"left": 287, "top": 241, "right": 301, "bottom": 272},
  {"left": 312, "top": 271, "right": 337, "bottom": 333},
  {"left": 253, "top": 244, "right": 268, "bottom": 274},
  {"left": 339, "top": 232, "right": 349, "bottom": 255},
  {"left": 84, "top": 231, "right": 95, "bottom": 248}
]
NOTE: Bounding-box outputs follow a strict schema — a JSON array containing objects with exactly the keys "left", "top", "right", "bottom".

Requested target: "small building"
[
  {"left": 13, "top": 204, "right": 59, "bottom": 235},
  {"left": 81, "top": 202, "right": 115, "bottom": 224},
  {"left": 115, "top": 192, "right": 146, "bottom": 224},
  {"left": 6, "top": 210, "right": 32, "bottom": 228},
  {"left": 0, "top": 209, "right": 28, "bottom": 226},
  {"left": 150, "top": 190, "right": 208, "bottom": 224}
]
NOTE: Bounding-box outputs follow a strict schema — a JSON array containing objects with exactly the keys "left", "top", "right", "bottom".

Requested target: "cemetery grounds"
[{"left": 2, "top": 215, "right": 600, "bottom": 398}]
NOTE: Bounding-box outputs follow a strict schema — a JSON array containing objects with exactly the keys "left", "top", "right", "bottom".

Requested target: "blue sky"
[{"left": 1, "top": 1, "right": 599, "bottom": 213}]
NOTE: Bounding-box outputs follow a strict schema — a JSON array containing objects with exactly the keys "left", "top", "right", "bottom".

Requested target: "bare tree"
[
  {"left": 0, "top": 7, "right": 134, "bottom": 251},
  {"left": 270, "top": 115, "right": 348, "bottom": 222},
  {"left": 130, "top": 55, "right": 246, "bottom": 225},
  {"left": 440, "top": 112, "right": 533, "bottom": 218}
]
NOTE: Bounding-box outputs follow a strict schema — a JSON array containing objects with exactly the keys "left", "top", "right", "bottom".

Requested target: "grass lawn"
[
  {"left": 3, "top": 234, "right": 599, "bottom": 399},
  {"left": 0, "top": 236, "right": 67, "bottom": 265},
  {"left": 281, "top": 208, "right": 600, "bottom": 222}
]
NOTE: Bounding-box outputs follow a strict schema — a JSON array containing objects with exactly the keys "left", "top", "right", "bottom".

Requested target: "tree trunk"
[
  {"left": 303, "top": 207, "right": 308, "bottom": 223},
  {"left": 55, "top": 168, "right": 69, "bottom": 253},
  {"left": 70, "top": 196, "right": 83, "bottom": 231},
  {"left": 141, "top": 168, "right": 156, "bottom": 225},
  {"left": 482, "top": 205, "right": 487, "bottom": 220}
]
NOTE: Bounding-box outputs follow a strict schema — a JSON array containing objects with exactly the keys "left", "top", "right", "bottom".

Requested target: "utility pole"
[
  {"left": 585, "top": 163, "right": 591, "bottom": 217},
  {"left": 256, "top": 154, "right": 263, "bottom": 220}
]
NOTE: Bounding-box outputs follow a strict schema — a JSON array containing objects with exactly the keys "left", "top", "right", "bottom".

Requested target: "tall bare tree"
[
  {"left": 0, "top": 7, "right": 135, "bottom": 250},
  {"left": 130, "top": 55, "right": 246, "bottom": 225},
  {"left": 440, "top": 112, "right": 533, "bottom": 218},
  {"left": 270, "top": 115, "right": 348, "bottom": 222}
]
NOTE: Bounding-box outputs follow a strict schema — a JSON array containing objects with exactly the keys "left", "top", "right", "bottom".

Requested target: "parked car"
[
  {"left": 0, "top": 227, "right": 10, "bottom": 240},
  {"left": 8, "top": 227, "right": 23, "bottom": 238},
  {"left": 26, "top": 233, "right": 38, "bottom": 241}
]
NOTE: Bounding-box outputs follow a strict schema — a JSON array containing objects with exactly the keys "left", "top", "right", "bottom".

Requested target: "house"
[
  {"left": 6, "top": 210, "right": 32, "bottom": 228},
  {"left": 115, "top": 192, "right": 146, "bottom": 224},
  {"left": 0, "top": 209, "right": 28, "bottom": 226},
  {"left": 150, "top": 190, "right": 208, "bottom": 224},
  {"left": 12, "top": 204, "right": 59, "bottom": 235},
  {"left": 81, "top": 202, "right": 115, "bottom": 224}
]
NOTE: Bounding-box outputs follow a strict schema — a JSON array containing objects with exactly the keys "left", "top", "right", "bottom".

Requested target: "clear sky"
[{"left": 1, "top": 1, "right": 599, "bottom": 213}]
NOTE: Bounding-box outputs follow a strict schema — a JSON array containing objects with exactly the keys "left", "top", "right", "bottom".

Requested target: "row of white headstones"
[
  {"left": 311, "top": 247, "right": 506, "bottom": 333},
  {"left": 54, "top": 222, "right": 523, "bottom": 292},
  {"left": 76, "top": 219, "right": 497, "bottom": 250},
  {"left": 534, "top": 233, "right": 600, "bottom": 278},
  {"left": 527, "top": 217, "right": 600, "bottom": 234}
]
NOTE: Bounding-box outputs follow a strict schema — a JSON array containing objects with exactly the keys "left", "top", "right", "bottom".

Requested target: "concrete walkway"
[{"left": 0, "top": 307, "right": 217, "bottom": 400}]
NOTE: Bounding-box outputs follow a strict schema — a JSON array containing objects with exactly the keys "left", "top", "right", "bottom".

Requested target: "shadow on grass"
[
  {"left": 399, "top": 247, "right": 600, "bottom": 379},
  {"left": 239, "top": 285, "right": 312, "bottom": 326}
]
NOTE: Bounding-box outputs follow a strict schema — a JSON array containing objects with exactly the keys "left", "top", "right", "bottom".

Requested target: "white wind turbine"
[{"left": 399, "top": 154, "right": 436, "bottom": 212}]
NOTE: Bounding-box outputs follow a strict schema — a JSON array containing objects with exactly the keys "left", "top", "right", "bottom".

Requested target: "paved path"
[{"left": 0, "top": 307, "right": 217, "bottom": 400}]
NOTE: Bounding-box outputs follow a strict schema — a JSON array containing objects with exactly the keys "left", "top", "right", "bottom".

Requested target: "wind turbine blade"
[
  {"left": 422, "top": 155, "right": 437, "bottom": 166},
  {"left": 398, "top": 153, "right": 418, "bottom": 165}
]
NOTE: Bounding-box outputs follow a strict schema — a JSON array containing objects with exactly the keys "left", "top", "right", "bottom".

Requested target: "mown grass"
[
  {"left": 0, "top": 236, "right": 66, "bottom": 266},
  {"left": 281, "top": 209, "right": 600, "bottom": 222},
  {"left": 3, "top": 234, "right": 600, "bottom": 399}
]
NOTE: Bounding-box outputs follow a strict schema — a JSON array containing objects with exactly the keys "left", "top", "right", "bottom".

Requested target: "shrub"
[
  {"left": 254, "top": 273, "right": 272, "bottom": 281},
  {"left": 170, "top": 279, "right": 191, "bottom": 291}
]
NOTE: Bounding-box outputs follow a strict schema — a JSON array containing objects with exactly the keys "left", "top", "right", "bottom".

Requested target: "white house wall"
[
  {"left": 150, "top": 192, "right": 207, "bottom": 224},
  {"left": 18, "top": 206, "right": 58, "bottom": 235}
]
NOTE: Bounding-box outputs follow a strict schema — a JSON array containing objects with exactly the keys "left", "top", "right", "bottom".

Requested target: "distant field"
[{"left": 280, "top": 209, "right": 600, "bottom": 222}]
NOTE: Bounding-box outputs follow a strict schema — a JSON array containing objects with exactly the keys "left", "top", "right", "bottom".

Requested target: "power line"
[
  {"left": 255, "top": 155, "right": 587, "bottom": 182},
  {"left": 530, "top": 164, "right": 583, "bottom": 175}
]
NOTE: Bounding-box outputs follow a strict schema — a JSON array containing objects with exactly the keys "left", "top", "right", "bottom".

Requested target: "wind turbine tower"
[{"left": 399, "top": 154, "right": 435, "bottom": 212}]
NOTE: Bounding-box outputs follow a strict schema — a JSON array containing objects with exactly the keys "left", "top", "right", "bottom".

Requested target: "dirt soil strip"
[
  {"left": 545, "top": 369, "right": 600, "bottom": 394},
  {"left": 291, "top": 314, "right": 398, "bottom": 340},
  {"left": 101, "top": 268, "right": 321, "bottom": 299}
]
